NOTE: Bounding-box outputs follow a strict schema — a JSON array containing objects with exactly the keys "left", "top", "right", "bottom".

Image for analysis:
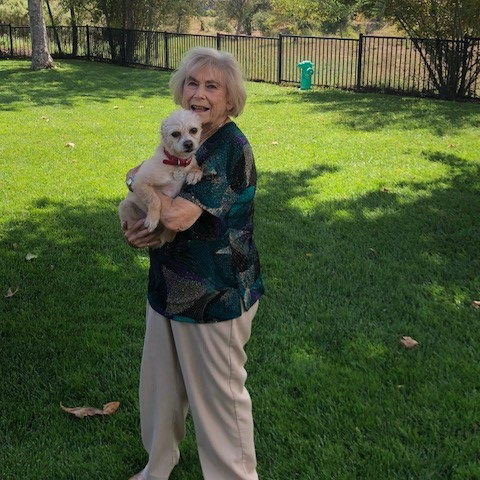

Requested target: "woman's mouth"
[{"left": 191, "top": 105, "right": 209, "bottom": 112}]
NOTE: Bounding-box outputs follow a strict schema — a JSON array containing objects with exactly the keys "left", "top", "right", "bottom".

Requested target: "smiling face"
[{"left": 181, "top": 65, "right": 232, "bottom": 134}]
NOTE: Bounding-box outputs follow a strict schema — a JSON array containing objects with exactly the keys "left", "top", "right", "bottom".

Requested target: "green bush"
[
  {"left": 252, "top": 11, "right": 277, "bottom": 37},
  {"left": 213, "top": 15, "right": 233, "bottom": 33}
]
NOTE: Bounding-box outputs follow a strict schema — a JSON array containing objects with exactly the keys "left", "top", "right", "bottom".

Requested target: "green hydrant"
[{"left": 297, "top": 60, "right": 314, "bottom": 90}]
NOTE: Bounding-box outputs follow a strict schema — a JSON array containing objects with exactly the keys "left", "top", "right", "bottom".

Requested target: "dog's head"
[{"left": 161, "top": 109, "right": 202, "bottom": 159}]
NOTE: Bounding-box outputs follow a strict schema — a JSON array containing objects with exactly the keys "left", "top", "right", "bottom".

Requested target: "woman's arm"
[
  {"left": 156, "top": 191, "right": 203, "bottom": 232},
  {"left": 122, "top": 193, "right": 203, "bottom": 249}
]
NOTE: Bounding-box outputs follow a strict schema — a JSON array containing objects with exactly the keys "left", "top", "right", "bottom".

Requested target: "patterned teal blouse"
[{"left": 147, "top": 121, "right": 264, "bottom": 323}]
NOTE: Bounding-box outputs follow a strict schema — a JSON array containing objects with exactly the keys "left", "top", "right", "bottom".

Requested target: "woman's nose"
[{"left": 194, "top": 84, "right": 206, "bottom": 98}]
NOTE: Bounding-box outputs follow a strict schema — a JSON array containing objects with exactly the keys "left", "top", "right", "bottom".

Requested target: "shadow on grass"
[
  {"left": 252, "top": 151, "right": 480, "bottom": 478},
  {"left": 1, "top": 152, "right": 480, "bottom": 478},
  {"left": 278, "top": 88, "right": 480, "bottom": 135},
  {"left": 0, "top": 59, "right": 172, "bottom": 111},
  {"left": 254, "top": 150, "right": 479, "bottom": 336},
  {"left": 1, "top": 198, "right": 151, "bottom": 478}
]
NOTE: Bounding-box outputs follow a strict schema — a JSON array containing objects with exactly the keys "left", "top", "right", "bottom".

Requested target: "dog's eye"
[
  {"left": 171, "top": 131, "right": 181, "bottom": 138},
  {"left": 189, "top": 128, "right": 198, "bottom": 134}
]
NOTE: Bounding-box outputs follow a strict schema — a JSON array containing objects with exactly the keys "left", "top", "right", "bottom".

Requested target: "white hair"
[{"left": 169, "top": 47, "right": 247, "bottom": 117}]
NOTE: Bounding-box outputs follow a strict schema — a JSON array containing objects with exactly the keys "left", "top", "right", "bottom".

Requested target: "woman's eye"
[
  {"left": 190, "top": 128, "right": 198, "bottom": 134},
  {"left": 171, "top": 131, "right": 181, "bottom": 138}
]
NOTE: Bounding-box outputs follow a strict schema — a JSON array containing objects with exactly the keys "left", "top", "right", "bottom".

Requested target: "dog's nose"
[{"left": 183, "top": 140, "right": 193, "bottom": 151}]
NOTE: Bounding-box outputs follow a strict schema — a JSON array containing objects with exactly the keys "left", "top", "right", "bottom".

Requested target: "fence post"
[
  {"left": 86, "top": 25, "right": 90, "bottom": 59},
  {"left": 356, "top": 33, "right": 364, "bottom": 92},
  {"left": 216, "top": 32, "right": 221, "bottom": 50},
  {"left": 164, "top": 32, "right": 169, "bottom": 69},
  {"left": 277, "top": 33, "right": 283, "bottom": 84}
]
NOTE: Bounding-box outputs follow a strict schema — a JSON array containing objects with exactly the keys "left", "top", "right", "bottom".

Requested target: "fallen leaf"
[
  {"left": 102, "top": 401, "right": 121, "bottom": 415},
  {"left": 400, "top": 336, "right": 418, "bottom": 349},
  {"left": 472, "top": 301, "right": 480, "bottom": 309},
  {"left": 60, "top": 403, "right": 103, "bottom": 418},
  {"left": 60, "top": 401, "right": 120, "bottom": 418},
  {"left": 6, "top": 287, "right": 19, "bottom": 298},
  {"left": 65, "top": 142, "right": 75, "bottom": 148},
  {"left": 25, "top": 253, "right": 37, "bottom": 261}
]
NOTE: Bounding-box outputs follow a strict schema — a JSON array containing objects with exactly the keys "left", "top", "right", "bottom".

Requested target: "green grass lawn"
[{"left": 1, "top": 59, "right": 480, "bottom": 480}]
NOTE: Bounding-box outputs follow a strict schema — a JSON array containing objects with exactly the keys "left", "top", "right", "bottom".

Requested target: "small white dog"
[{"left": 119, "top": 109, "right": 202, "bottom": 244}]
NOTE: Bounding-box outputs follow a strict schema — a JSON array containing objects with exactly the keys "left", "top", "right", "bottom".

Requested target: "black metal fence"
[{"left": 1, "top": 24, "right": 479, "bottom": 100}]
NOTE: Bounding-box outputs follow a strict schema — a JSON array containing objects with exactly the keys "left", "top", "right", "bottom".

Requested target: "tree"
[
  {"left": 169, "top": 0, "right": 203, "bottom": 33},
  {"left": 216, "top": 0, "right": 270, "bottom": 35},
  {"left": 367, "top": 0, "right": 480, "bottom": 39},
  {"left": 0, "top": 0, "right": 29, "bottom": 25},
  {"left": 45, "top": 0, "right": 62, "bottom": 54},
  {"left": 268, "top": 0, "right": 361, "bottom": 34},
  {"left": 365, "top": 0, "right": 480, "bottom": 99},
  {"left": 89, "top": 0, "right": 202, "bottom": 31},
  {"left": 86, "top": 0, "right": 202, "bottom": 63},
  {"left": 58, "top": 0, "right": 90, "bottom": 57},
  {"left": 28, "top": 0, "right": 54, "bottom": 69}
]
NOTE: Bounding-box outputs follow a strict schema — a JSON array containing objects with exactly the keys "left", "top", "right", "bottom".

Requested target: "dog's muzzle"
[{"left": 183, "top": 140, "right": 194, "bottom": 152}]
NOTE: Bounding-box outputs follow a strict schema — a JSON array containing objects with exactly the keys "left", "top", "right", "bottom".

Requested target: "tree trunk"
[
  {"left": 145, "top": 31, "right": 152, "bottom": 64},
  {"left": 244, "top": 17, "right": 253, "bottom": 36},
  {"left": 45, "top": 0, "right": 62, "bottom": 55},
  {"left": 28, "top": 0, "right": 54, "bottom": 69},
  {"left": 70, "top": 6, "right": 78, "bottom": 57}
]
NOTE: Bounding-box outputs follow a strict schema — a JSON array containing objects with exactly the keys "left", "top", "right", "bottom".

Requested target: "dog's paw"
[
  {"left": 144, "top": 215, "right": 160, "bottom": 233},
  {"left": 186, "top": 169, "right": 203, "bottom": 185}
]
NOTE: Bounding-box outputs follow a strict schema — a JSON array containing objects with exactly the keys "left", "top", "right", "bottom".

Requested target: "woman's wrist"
[
  {"left": 126, "top": 174, "right": 135, "bottom": 192},
  {"left": 125, "top": 163, "right": 143, "bottom": 187}
]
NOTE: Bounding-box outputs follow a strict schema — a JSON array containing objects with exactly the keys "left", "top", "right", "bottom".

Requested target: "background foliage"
[{"left": 2, "top": 0, "right": 479, "bottom": 37}]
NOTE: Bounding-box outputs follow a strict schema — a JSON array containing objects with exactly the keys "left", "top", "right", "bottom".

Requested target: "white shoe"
[{"left": 129, "top": 469, "right": 145, "bottom": 480}]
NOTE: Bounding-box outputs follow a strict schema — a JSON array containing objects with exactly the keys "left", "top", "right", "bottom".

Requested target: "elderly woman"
[{"left": 123, "top": 47, "right": 264, "bottom": 480}]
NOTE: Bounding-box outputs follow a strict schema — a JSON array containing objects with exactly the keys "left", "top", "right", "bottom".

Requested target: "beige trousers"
[{"left": 139, "top": 301, "right": 259, "bottom": 480}]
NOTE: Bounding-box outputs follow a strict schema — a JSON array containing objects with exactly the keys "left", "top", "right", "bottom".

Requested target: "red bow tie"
[{"left": 163, "top": 148, "right": 192, "bottom": 167}]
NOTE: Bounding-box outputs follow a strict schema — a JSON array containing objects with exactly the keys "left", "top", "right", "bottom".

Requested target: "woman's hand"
[{"left": 122, "top": 219, "right": 165, "bottom": 249}]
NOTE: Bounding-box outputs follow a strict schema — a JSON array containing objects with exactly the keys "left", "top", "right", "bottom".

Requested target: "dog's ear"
[{"left": 160, "top": 119, "right": 167, "bottom": 138}]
